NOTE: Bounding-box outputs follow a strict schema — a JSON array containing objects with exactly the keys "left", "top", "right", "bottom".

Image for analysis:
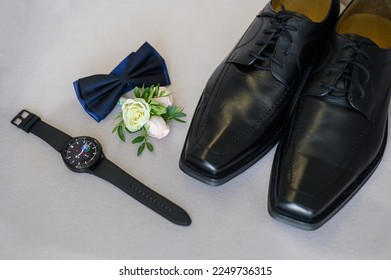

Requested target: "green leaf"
[
  {"left": 165, "top": 106, "right": 175, "bottom": 114},
  {"left": 158, "top": 89, "right": 165, "bottom": 96},
  {"left": 112, "top": 120, "right": 124, "bottom": 133},
  {"left": 134, "top": 87, "right": 140, "bottom": 98},
  {"left": 125, "top": 127, "right": 135, "bottom": 134},
  {"left": 173, "top": 117, "right": 186, "bottom": 123},
  {"left": 149, "top": 100, "right": 161, "bottom": 106},
  {"left": 177, "top": 111, "right": 187, "bottom": 116},
  {"left": 113, "top": 111, "right": 123, "bottom": 122},
  {"left": 150, "top": 102, "right": 167, "bottom": 116},
  {"left": 159, "top": 91, "right": 172, "bottom": 98},
  {"left": 112, "top": 113, "right": 124, "bottom": 133},
  {"left": 144, "top": 86, "right": 149, "bottom": 96},
  {"left": 146, "top": 142, "right": 154, "bottom": 152},
  {"left": 147, "top": 86, "right": 156, "bottom": 102},
  {"left": 132, "top": 136, "right": 145, "bottom": 144},
  {"left": 162, "top": 105, "right": 187, "bottom": 122},
  {"left": 117, "top": 126, "right": 125, "bottom": 142},
  {"left": 137, "top": 143, "right": 146, "bottom": 156}
]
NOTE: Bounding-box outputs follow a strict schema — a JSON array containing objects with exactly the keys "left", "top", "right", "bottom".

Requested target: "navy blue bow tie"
[{"left": 74, "top": 42, "right": 171, "bottom": 122}]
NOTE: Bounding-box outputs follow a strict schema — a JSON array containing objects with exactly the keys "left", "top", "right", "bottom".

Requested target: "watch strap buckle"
[{"left": 11, "top": 109, "right": 41, "bottom": 132}]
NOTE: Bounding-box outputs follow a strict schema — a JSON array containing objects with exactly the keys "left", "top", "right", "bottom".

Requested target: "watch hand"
[
  {"left": 77, "top": 144, "right": 90, "bottom": 157},
  {"left": 76, "top": 149, "right": 85, "bottom": 158}
]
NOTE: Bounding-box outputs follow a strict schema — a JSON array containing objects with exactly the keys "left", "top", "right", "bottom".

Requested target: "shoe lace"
[
  {"left": 248, "top": 5, "right": 298, "bottom": 70},
  {"left": 320, "top": 40, "right": 371, "bottom": 98}
]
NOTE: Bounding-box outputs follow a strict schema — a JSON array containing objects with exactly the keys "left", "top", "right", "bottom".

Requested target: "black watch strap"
[
  {"left": 11, "top": 109, "right": 191, "bottom": 226},
  {"left": 11, "top": 110, "right": 72, "bottom": 152},
  {"left": 93, "top": 157, "right": 192, "bottom": 226}
]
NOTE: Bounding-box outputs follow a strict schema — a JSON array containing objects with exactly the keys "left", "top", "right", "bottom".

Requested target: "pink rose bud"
[
  {"left": 145, "top": 116, "right": 170, "bottom": 139},
  {"left": 153, "top": 87, "right": 173, "bottom": 107}
]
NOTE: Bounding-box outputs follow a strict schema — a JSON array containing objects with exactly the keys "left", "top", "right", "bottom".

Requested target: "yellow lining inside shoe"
[
  {"left": 272, "top": 0, "right": 331, "bottom": 23},
  {"left": 337, "top": 13, "right": 391, "bottom": 48}
]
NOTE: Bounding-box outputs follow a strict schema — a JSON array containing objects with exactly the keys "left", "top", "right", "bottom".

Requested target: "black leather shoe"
[
  {"left": 269, "top": 0, "right": 391, "bottom": 230},
  {"left": 180, "top": 0, "right": 340, "bottom": 185}
]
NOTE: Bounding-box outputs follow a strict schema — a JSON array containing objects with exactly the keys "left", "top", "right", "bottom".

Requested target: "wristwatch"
[{"left": 11, "top": 109, "right": 191, "bottom": 226}]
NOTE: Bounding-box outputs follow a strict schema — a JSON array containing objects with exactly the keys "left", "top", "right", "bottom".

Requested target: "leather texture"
[
  {"left": 269, "top": 0, "right": 391, "bottom": 230},
  {"left": 180, "top": 0, "right": 340, "bottom": 185}
]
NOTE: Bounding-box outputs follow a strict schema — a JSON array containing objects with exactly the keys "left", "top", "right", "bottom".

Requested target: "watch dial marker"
[{"left": 63, "top": 136, "right": 101, "bottom": 169}]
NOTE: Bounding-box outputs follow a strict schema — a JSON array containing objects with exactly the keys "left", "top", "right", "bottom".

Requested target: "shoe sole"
[
  {"left": 179, "top": 66, "right": 314, "bottom": 186},
  {"left": 268, "top": 120, "right": 388, "bottom": 230}
]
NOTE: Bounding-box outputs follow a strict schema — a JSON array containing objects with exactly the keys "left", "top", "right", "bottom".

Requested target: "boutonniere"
[{"left": 113, "top": 85, "right": 186, "bottom": 156}]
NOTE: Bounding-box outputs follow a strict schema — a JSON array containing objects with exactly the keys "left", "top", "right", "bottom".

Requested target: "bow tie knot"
[
  {"left": 119, "top": 72, "right": 134, "bottom": 88},
  {"left": 74, "top": 42, "right": 171, "bottom": 122}
]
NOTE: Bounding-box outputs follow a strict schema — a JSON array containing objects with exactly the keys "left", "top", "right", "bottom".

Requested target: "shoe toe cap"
[
  {"left": 270, "top": 190, "right": 319, "bottom": 224},
  {"left": 269, "top": 154, "right": 343, "bottom": 229},
  {"left": 182, "top": 143, "right": 222, "bottom": 176}
]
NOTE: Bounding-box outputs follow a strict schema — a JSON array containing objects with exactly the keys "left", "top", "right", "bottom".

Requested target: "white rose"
[
  {"left": 153, "top": 87, "right": 173, "bottom": 107},
  {"left": 122, "top": 98, "right": 150, "bottom": 132},
  {"left": 145, "top": 116, "right": 170, "bottom": 139}
]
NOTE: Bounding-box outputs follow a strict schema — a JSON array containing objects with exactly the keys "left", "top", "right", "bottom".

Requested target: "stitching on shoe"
[
  {"left": 197, "top": 62, "right": 232, "bottom": 142},
  {"left": 319, "top": 121, "right": 371, "bottom": 194},
  {"left": 289, "top": 95, "right": 305, "bottom": 187},
  {"left": 219, "top": 87, "right": 289, "bottom": 153},
  {"left": 271, "top": 122, "right": 387, "bottom": 226},
  {"left": 322, "top": 123, "right": 387, "bottom": 216},
  {"left": 183, "top": 120, "right": 286, "bottom": 182},
  {"left": 289, "top": 98, "right": 371, "bottom": 196}
]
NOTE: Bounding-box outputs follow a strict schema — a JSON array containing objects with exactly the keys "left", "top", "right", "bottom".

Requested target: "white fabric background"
[{"left": 1, "top": 0, "right": 390, "bottom": 259}]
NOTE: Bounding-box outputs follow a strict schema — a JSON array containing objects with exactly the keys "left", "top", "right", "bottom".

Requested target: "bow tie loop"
[{"left": 74, "top": 42, "right": 171, "bottom": 122}]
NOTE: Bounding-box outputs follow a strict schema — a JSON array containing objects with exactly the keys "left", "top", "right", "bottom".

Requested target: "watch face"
[{"left": 62, "top": 136, "right": 102, "bottom": 171}]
